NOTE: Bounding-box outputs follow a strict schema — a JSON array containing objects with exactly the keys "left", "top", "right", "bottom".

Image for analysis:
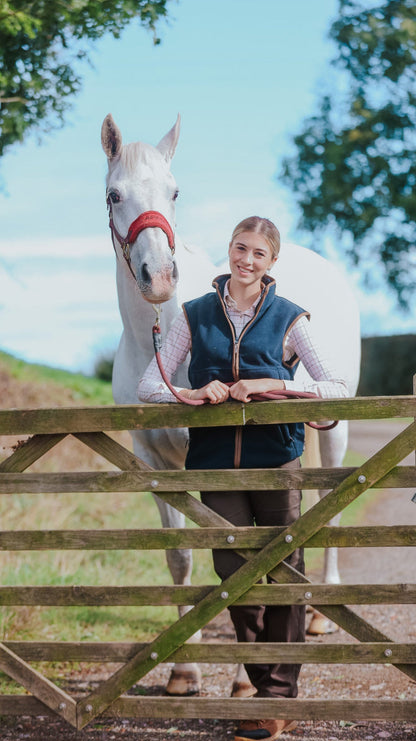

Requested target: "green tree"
[
  {"left": 281, "top": 0, "right": 416, "bottom": 308},
  {"left": 0, "top": 0, "right": 171, "bottom": 157}
]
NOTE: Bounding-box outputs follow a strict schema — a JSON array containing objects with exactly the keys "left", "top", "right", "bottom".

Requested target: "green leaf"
[
  {"left": 280, "top": 0, "right": 416, "bottom": 308},
  {"left": 0, "top": 1, "right": 172, "bottom": 160}
]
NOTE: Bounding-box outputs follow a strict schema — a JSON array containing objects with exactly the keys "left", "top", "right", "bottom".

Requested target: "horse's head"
[{"left": 101, "top": 113, "right": 180, "bottom": 303}]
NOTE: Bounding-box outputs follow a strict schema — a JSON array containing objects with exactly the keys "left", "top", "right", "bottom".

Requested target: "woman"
[{"left": 138, "top": 216, "right": 348, "bottom": 741}]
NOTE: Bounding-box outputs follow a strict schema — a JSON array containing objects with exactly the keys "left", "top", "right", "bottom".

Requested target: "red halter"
[{"left": 107, "top": 197, "right": 175, "bottom": 279}]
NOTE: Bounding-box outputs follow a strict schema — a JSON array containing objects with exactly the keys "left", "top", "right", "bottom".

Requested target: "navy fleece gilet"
[{"left": 183, "top": 274, "right": 309, "bottom": 470}]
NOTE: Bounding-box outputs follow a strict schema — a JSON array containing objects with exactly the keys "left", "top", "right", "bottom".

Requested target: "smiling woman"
[
  {"left": 227, "top": 217, "right": 279, "bottom": 307},
  {"left": 138, "top": 214, "right": 349, "bottom": 741}
]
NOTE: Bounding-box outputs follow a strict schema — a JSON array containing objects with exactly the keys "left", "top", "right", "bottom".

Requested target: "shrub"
[{"left": 94, "top": 351, "right": 115, "bottom": 383}]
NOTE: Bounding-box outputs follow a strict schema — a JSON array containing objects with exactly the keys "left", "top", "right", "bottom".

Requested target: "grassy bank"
[{"left": 0, "top": 350, "right": 114, "bottom": 406}]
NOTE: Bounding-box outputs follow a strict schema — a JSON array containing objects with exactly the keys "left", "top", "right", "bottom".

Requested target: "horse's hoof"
[
  {"left": 231, "top": 681, "right": 257, "bottom": 698},
  {"left": 307, "top": 612, "right": 339, "bottom": 635},
  {"left": 166, "top": 669, "right": 201, "bottom": 696}
]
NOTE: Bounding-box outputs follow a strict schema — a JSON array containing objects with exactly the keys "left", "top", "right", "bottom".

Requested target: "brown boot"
[{"left": 235, "top": 718, "right": 298, "bottom": 741}]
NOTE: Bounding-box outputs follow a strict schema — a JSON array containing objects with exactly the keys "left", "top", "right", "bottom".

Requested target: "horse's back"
[
  {"left": 276, "top": 243, "right": 360, "bottom": 395},
  {"left": 175, "top": 239, "right": 219, "bottom": 304}
]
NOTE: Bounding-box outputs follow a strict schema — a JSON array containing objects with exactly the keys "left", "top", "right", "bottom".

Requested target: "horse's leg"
[
  {"left": 153, "top": 493, "right": 202, "bottom": 695},
  {"left": 231, "top": 664, "right": 257, "bottom": 698},
  {"left": 306, "top": 421, "right": 349, "bottom": 635},
  {"left": 130, "top": 429, "right": 201, "bottom": 695},
  {"left": 131, "top": 431, "right": 255, "bottom": 697}
]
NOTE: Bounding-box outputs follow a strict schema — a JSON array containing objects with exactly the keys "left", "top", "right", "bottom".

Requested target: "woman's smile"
[{"left": 237, "top": 264, "right": 253, "bottom": 275}]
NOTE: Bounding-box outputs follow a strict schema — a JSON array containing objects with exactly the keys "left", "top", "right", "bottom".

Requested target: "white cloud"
[
  {"left": 0, "top": 243, "right": 122, "bottom": 372},
  {"left": 0, "top": 235, "right": 109, "bottom": 259}
]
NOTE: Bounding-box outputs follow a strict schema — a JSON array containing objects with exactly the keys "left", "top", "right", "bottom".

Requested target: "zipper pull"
[{"left": 233, "top": 340, "right": 239, "bottom": 379}]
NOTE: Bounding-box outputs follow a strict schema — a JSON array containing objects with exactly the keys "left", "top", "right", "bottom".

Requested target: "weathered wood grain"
[
  {"left": 0, "top": 396, "right": 414, "bottom": 435},
  {"left": 1, "top": 695, "right": 415, "bottom": 722},
  {"left": 106, "top": 696, "right": 416, "bottom": 722},
  {"left": 0, "top": 433, "right": 67, "bottom": 472},
  {"left": 0, "top": 525, "right": 413, "bottom": 550},
  {"left": 1, "top": 465, "right": 415, "bottom": 494},
  {"left": 5, "top": 640, "right": 415, "bottom": 664},
  {"left": 0, "top": 642, "right": 76, "bottom": 725},
  {"left": 74, "top": 431, "right": 152, "bottom": 471},
  {"left": 1, "top": 583, "right": 415, "bottom": 606}
]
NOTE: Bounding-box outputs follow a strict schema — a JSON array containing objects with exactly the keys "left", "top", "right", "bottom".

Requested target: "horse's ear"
[
  {"left": 156, "top": 114, "right": 181, "bottom": 163},
  {"left": 101, "top": 114, "right": 122, "bottom": 159}
]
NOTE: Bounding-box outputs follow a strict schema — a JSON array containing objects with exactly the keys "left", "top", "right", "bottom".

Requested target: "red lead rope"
[
  {"left": 152, "top": 323, "right": 338, "bottom": 430},
  {"left": 152, "top": 323, "right": 205, "bottom": 407}
]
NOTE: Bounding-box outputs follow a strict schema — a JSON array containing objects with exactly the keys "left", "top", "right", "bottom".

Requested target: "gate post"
[{"left": 413, "top": 374, "right": 416, "bottom": 466}]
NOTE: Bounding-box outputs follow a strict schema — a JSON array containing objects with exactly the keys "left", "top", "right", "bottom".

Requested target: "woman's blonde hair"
[{"left": 230, "top": 216, "right": 280, "bottom": 259}]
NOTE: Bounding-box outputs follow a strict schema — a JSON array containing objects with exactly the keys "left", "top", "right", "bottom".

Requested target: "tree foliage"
[
  {"left": 0, "top": 1, "right": 170, "bottom": 157},
  {"left": 281, "top": 0, "right": 416, "bottom": 308}
]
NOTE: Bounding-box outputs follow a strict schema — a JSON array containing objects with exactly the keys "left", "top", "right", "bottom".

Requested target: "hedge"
[{"left": 358, "top": 334, "right": 416, "bottom": 396}]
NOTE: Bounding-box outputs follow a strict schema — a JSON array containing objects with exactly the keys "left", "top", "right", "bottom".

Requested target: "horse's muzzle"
[{"left": 138, "top": 262, "right": 178, "bottom": 303}]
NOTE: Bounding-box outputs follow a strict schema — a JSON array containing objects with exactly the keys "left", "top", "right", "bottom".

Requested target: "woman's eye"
[
  {"left": 108, "top": 191, "right": 121, "bottom": 204},
  {"left": 173, "top": 189, "right": 179, "bottom": 201}
]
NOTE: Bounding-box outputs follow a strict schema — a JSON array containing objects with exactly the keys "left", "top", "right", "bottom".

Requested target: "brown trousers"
[{"left": 201, "top": 458, "right": 305, "bottom": 698}]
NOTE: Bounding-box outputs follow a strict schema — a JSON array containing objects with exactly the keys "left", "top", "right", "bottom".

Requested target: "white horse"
[{"left": 101, "top": 113, "right": 361, "bottom": 696}]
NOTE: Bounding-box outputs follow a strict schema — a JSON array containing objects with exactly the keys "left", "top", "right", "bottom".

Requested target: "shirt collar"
[{"left": 224, "top": 279, "right": 265, "bottom": 313}]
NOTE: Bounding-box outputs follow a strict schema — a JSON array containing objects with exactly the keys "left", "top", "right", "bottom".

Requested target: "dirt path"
[
  {"left": 344, "top": 419, "right": 415, "bottom": 584},
  {"left": 2, "top": 420, "right": 415, "bottom": 740}
]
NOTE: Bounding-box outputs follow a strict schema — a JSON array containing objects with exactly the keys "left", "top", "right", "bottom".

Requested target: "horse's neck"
[
  {"left": 112, "top": 237, "right": 218, "bottom": 404},
  {"left": 116, "top": 261, "right": 180, "bottom": 366}
]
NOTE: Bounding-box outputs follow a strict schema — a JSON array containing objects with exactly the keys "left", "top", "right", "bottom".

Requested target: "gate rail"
[{"left": 0, "top": 395, "right": 415, "bottom": 729}]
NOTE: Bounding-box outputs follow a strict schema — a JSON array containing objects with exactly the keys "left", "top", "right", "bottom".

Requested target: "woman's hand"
[
  {"left": 180, "top": 380, "right": 230, "bottom": 404},
  {"left": 229, "top": 378, "right": 285, "bottom": 403}
]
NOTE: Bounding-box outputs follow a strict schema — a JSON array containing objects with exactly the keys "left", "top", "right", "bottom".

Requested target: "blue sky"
[{"left": 0, "top": 0, "right": 413, "bottom": 373}]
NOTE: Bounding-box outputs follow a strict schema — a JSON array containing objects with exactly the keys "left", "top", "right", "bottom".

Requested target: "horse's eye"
[
  {"left": 108, "top": 190, "right": 121, "bottom": 204},
  {"left": 173, "top": 189, "right": 179, "bottom": 201}
]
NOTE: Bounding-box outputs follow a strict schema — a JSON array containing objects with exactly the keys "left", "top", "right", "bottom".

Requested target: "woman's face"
[{"left": 228, "top": 231, "right": 276, "bottom": 289}]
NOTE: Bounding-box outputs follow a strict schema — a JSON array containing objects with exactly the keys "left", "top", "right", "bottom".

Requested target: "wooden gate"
[{"left": 0, "top": 395, "right": 415, "bottom": 729}]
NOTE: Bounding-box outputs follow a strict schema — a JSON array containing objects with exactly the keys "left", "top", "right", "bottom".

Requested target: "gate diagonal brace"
[
  {"left": 75, "top": 421, "right": 416, "bottom": 729},
  {"left": 0, "top": 642, "right": 76, "bottom": 726},
  {"left": 0, "top": 433, "right": 67, "bottom": 473},
  {"left": 155, "top": 430, "right": 416, "bottom": 684}
]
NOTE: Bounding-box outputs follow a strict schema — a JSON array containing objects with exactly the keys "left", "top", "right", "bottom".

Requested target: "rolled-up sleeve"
[{"left": 284, "top": 316, "right": 349, "bottom": 399}]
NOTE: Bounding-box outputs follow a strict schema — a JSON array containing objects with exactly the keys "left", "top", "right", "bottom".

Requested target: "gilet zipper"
[{"left": 214, "top": 281, "right": 271, "bottom": 469}]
